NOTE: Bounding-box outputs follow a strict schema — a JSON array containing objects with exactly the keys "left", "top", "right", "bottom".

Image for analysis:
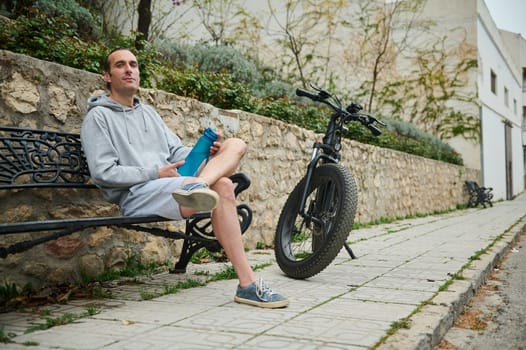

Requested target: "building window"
[
  {"left": 513, "top": 99, "right": 517, "bottom": 114},
  {"left": 523, "top": 68, "right": 526, "bottom": 92},
  {"left": 491, "top": 69, "right": 497, "bottom": 94},
  {"left": 504, "top": 87, "right": 509, "bottom": 106}
]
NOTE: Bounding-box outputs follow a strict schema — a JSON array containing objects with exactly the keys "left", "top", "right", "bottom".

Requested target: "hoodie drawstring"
[
  {"left": 140, "top": 104, "right": 148, "bottom": 133},
  {"left": 122, "top": 106, "right": 132, "bottom": 144}
]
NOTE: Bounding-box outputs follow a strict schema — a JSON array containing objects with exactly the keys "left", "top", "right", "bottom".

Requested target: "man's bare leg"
[
  {"left": 178, "top": 177, "right": 255, "bottom": 286},
  {"left": 191, "top": 138, "right": 246, "bottom": 186},
  {"left": 211, "top": 177, "right": 256, "bottom": 287}
]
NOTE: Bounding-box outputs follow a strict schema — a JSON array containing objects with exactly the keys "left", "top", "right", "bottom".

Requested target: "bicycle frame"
[
  {"left": 298, "top": 112, "right": 343, "bottom": 216},
  {"left": 295, "top": 86, "right": 384, "bottom": 223}
]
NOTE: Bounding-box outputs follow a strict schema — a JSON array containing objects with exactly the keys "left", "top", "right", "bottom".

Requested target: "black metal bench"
[
  {"left": 465, "top": 180, "right": 493, "bottom": 208},
  {"left": 0, "top": 126, "right": 252, "bottom": 273}
]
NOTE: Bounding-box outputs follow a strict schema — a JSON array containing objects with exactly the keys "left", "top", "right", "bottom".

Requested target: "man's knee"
[
  {"left": 212, "top": 177, "right": 236, "bottom": 200},
  {"left": 222, "top": 138, "right": 247, "bottom": 157}
]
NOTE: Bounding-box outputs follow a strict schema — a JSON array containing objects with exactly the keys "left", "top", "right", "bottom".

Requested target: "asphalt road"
[{"left": 436, "top": 229, "right": 526, "bottom": 350}]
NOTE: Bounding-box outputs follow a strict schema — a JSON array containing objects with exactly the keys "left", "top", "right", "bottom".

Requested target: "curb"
[{"left": 377, "top": 215, "right": 526, "bottom": 350}]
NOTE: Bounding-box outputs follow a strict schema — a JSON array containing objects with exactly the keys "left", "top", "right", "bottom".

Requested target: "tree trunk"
[{"left": 136, "top": 0, "right": 152, "bottom": 50}]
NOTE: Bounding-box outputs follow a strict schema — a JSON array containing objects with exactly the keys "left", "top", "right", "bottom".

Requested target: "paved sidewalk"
[{"left": 1, "top": 192, "right": 526, "bottom": 350}]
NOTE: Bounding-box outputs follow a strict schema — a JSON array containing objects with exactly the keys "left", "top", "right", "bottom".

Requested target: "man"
[{"left": 81, "top": 48, "right": 288, "bottom": 309}]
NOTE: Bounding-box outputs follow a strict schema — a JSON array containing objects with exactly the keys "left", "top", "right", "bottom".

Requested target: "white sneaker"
[{"left": 172, "top": 182, "right": 219, "bottom": 211}]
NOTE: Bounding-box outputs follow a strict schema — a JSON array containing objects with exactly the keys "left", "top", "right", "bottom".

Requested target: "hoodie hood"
[{"left": 87, "top": 94, "right": 140, "bottom": 112}]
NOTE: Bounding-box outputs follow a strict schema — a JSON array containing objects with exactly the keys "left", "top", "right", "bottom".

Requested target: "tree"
[
  {"left": 192, "top": 0, "right": 245, "bottom": 46},
  {"left": 346, "top": 0, "right": 429, "bottom": 112},
  {"left": 136, "top": 0, "right": 189, "bottom": 49},
  {"left": 0, "top": 0, "right": 34, "bottom": 18},
  {"left": 407, "top": 37, "right": 479, "bottom": 140},
  {"left": 136, "top": 0, "right": 152, "bottom": 49},
  {"left": 79, "top": 0, "right": 190, "bottom": 50},
  {"left": 265, "top": 0, "right": 347, "bottom": 88}
]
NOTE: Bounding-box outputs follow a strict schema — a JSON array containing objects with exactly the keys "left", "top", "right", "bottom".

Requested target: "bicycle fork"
[{"left": 297, "top": 143, "right": 356, "bottom": 259}]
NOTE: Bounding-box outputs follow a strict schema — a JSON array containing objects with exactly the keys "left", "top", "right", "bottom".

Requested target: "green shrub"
[
  {"left": 252, "top": 97, "right": 328, "bottom": 132},
  {"left": 156, "top": 40, "right": 192, "bottom": 70},
  {"left": 0, "top": 12, "right": 162, "bottom": 88},
  {"left": 189, "top": 45, "right": 260, "bottom": 87},
  {"left": 158, "top": 68, "right": 254, "bottom": 110},
  {"left": 158, "top": 42, "right": 294, "bottom": 98},
  {"left": 35, "top": 0, "right": 100, "bottom": 39},
  {"left": 0, "top": 9, "right": 76, "bottom": 62},
  {"left": 254, "top": 79, "right": 294, "bottom": 98},
  {"left": 381, "top": 117, "right": 463, "bottom": 165}
]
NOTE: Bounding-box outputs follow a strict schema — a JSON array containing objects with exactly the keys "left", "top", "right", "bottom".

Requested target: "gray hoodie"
[{"left": 81, "top": 94, "right": 190, "bottom": 203}]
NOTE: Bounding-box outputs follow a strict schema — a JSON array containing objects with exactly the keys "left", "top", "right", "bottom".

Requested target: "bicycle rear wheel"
[{"left": 274, "top": 163, "right": 357, "bottom": 279}]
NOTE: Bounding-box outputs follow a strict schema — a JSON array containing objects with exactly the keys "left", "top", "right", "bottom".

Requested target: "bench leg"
[
  {"left": 169, "top": 215, "right": 221, "bottom": 274},
  {"left": 169, "top": 202, "right": 252, "bottom": 274},
  {"left": 169, "top": 238, "right": 202, "bottom": 274}
]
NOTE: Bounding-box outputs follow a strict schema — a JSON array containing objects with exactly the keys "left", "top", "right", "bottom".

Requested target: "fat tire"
[{"left": 274, "top": 163, "right": 357, "bottom": 279}]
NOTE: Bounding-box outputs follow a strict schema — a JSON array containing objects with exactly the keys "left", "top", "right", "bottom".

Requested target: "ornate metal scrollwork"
[{"left": 0, "top": 126, "right": 93, "bottom": 188}]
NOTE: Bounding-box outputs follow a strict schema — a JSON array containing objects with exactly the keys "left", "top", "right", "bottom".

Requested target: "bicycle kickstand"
[{"left": 344, "top": 243, "right": 357, "bottom": 259}]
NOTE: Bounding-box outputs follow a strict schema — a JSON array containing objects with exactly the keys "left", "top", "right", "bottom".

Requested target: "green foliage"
[
  {"left": 0, "top": 10, "right": 106, "bottom": 72},
  {"left": 0, "top": 282, "right": 32, "bottom": 304},
  {"left": 380, "top": 117, "right": 463, "bottom": 164},
  {"left": 156, "top": 40, "right": 192, "bottom": 70},
  {"left": 158, "top": 67, "right": 254, "bottom": 110},
  {"left": 24, "top": 308, "right": 98, "bottom": 334},
  {"left": 140, "top": 279, "right": 207, "bottom": 300},
  {"left": 80, "top": 252, "right": 169, "bottom": 285},
  {"left": 0, "top": 9, "right": 76, "bottom": 61},
  {"left": 0, "top": 10, "right": 465, "bottom": 166},
  {"left": 208, "top": 266, "right": 238, "bottom": 281},
  {"left": 408, "top": 41, "right": 480, "bottom": 141},
  {"left": 0, "top": 11, "right": 162, "bottom": 88},
  {"left": 257, "top": 99, "right": 464, "bottom": 165},
  {"left": 0, "top": 282, "right": 20, "bottom": 302},
  {"left": 0, "top": 326, "right": 11, "bottom": 343},
  {"left": 253, "top": 97, "right": 328, "bottom": 132},
  {"left": 158, "top": 41, "right": 294, "bottom": 97},
  {"left": 188, "top": 44, "right": 261, "bottom": 87},
  {"left": 255, "top": 79, "right": 294, "bottom": 98},
  {"left": 35, "top": 0, "right": 100, "bottom": 39}
]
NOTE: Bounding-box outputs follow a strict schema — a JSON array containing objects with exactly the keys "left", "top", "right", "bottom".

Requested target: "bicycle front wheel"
[{"left": 274, "top": 163, "right": 357, "bottom": 279}]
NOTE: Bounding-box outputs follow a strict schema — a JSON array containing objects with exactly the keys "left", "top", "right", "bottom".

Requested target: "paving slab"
[{"left": 1, "top": 192, "right": 525, "bottom": 349}]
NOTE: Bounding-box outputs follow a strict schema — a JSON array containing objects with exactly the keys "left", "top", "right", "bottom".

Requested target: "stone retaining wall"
[{"left": 0, "top": 50, "right": 480, "bottom": 288}]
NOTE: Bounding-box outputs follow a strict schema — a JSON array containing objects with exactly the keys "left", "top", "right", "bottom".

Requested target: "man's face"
[{"left": 104, "top": 49, "right": 140, "bottom": 94}]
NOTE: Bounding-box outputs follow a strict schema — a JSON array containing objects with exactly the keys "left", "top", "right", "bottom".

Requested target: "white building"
[{"left": 419, "top": 0, "right": 525, "bottom": 199}]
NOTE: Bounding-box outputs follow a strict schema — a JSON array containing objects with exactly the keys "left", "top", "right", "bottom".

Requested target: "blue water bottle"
[{"left": 178, "top": 127, "right": 218, "bottom": 176}]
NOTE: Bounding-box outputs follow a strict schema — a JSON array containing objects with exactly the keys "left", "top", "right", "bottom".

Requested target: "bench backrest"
[
  {"left": 0, "top": 126, "right": 94, "bottom": 190},
  {"left": 465, "top": 180, "right": 477, "bottom": 192}
]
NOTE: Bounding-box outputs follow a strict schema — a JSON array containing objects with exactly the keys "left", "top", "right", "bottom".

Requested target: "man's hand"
[
  {"left": 210, "top": 140, "right": 221, "bottom": 155},
  {"left": 159, "top": 160, "right": 184, "bottom": 178}
]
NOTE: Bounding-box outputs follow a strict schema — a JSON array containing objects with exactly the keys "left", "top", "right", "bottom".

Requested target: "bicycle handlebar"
[
  {"left": 296, "top": 88, "right": 385, "bottom": 136},
  {"left": 296, "top": 88, "right": 320, "bottom": 101}
]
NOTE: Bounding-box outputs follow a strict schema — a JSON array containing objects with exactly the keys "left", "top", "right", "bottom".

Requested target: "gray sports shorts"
[{"left": 120, "top": 177, "right": 187, "bottom": 220}]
